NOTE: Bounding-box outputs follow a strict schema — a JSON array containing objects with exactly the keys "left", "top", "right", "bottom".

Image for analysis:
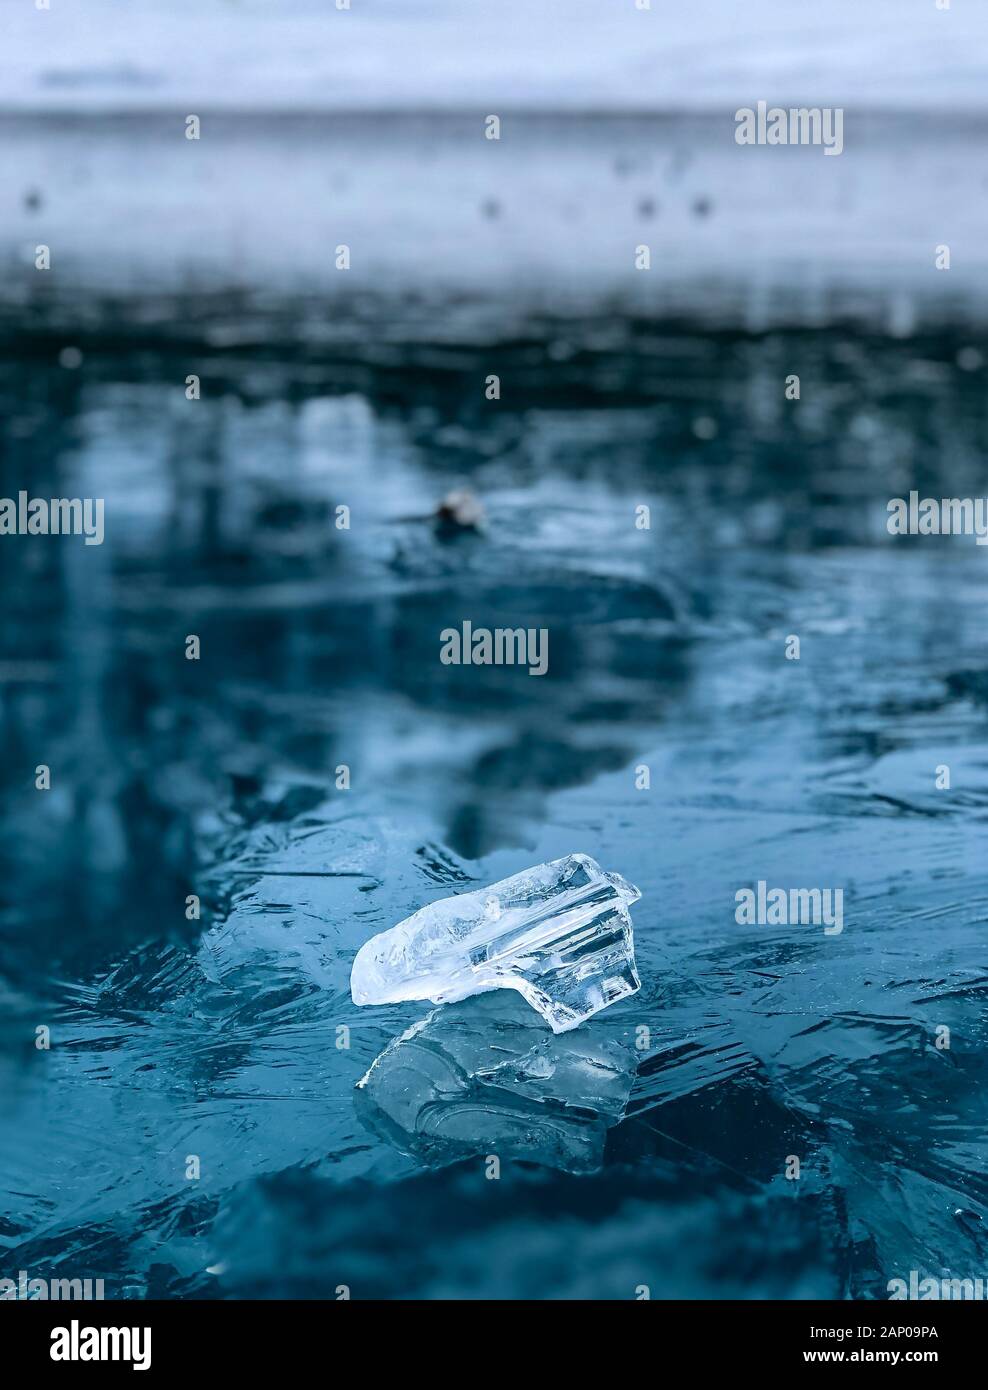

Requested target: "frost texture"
[{"left": 350, "top": 852, "right": 641, "bottom": 1032}]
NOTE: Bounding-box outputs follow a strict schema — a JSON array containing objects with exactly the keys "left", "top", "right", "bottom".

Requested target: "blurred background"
[{"left": 2, "top": 0, "right": 988, "bottom": 1300}]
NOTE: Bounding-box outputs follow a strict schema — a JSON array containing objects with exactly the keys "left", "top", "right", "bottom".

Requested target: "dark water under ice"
[{"left": 1, "top": 321, "right": 987, "bottom": 1299}]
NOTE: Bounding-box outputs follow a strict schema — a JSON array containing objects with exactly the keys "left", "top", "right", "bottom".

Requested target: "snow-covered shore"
[
  {"left": 3, "top": 0, "right": 987, "bottom": 114},
  {"left": 4, "top": 3, "right": 987, "bottom": 337},
  {"left": 3, "top": 110, "right": 987, "bottom": 340}
]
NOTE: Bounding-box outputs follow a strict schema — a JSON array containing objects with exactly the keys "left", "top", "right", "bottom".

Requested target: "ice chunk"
[
  {"left": 356, "top": 994, "right": 636, "bottom": 1173},
  {"left": 350, "top": 852, "right": 641, "bottom": 1032}
]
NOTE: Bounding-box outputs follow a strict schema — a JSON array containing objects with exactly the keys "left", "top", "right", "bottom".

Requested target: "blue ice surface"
[{"left": 1, "top": 323, "right": 987, "bottom": 1300}]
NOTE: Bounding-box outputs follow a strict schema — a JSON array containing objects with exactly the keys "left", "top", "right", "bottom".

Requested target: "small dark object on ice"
[
  {"left": 390, "top": 488, "right": 485, "bottom": 533},
  {"left": 435, "top": 488, "right": 485, "bottom": 531}
]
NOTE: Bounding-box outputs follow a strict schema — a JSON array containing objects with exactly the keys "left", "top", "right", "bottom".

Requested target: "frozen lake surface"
[
  {"left": 1, "top": 318, "right": 987, "bottom": 1297},
  {"left": 2, "top": 8, "right": 987, "bottom": 1297}
]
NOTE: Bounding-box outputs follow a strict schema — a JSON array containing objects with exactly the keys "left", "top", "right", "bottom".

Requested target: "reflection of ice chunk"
[
  {"left": 350, "top": 852, "right": 641, "bottom": 1032},
  {"left": 356, "top": 994, "right": 636, "bottom": 1174}
]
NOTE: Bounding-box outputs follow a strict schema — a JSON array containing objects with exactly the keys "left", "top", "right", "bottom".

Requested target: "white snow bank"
[{"left": 2, "top": 0, "right": 986, "bottom": 113}]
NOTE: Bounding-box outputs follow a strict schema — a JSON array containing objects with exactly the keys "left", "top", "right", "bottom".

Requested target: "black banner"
[{"left": 1, "top": 1299, "right": 977, "bottom": 1373}]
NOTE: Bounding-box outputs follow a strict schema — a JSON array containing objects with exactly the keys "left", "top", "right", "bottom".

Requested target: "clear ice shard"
[{"left": 350, "top": 852, "right": 641, "bottom": 1033}]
